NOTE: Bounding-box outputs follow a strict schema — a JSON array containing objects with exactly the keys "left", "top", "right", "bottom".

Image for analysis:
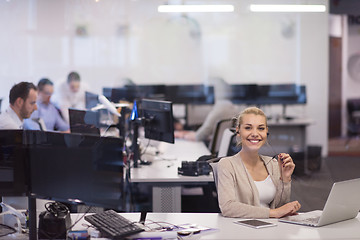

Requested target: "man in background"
[
  {"left": 174, "top": 78, "right": 240, "bottom": 142},
  {"left": 0, "top": 82, "right": 37, "bottom": 129},
  {"left": 52, "top": 71, "right": 88, "bottom": 123},
  {"left": 24, "top": 78, "right": 70, "bottom": 132},
  {"left": 0, "top": 81, "right": 40, "bottom": 211}
]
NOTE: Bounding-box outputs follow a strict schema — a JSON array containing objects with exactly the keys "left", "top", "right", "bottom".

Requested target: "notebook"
[{"left": 279, "top": 178, "right": 360, "bottom": 227}]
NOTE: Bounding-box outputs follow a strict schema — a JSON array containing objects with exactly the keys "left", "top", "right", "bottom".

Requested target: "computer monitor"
[
  {"left": 136, "top": 84, "right": 166, "bottom": 100},
  {"left": 164, "top": 84, "right": 215, "bottom": 104},
  {"left": 68, "top": 109, "right": 101, "bottom": 136},
  {"left": 229, "top": 84, "right": 258, "bottom": 104},
  {"left": 141, "top": 99, "right": 175, "bottom": 144},
  {"left": 103, "top": 86, "right": 140, "bottom": 103},
  {"left": 85, "top": 91, "right": 99, "bottom": 109},
  {"left": 254, "top": 84, "right": 307, "bottom": 105},
  {"left": 0, "top": 130, "right": 29, "bottom": 197},
  {"left": 26, "top": 130, "right": 124, "bottom": 211}
]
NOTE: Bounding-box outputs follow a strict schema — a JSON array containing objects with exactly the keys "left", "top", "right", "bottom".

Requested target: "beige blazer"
[{"left": 217, "top": 152, "right": 291, "bottom": 218}]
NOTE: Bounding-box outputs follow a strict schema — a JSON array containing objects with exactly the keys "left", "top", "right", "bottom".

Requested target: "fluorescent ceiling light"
[
  {"left": 250, "top": 4, "right": 326, "bottom": 13},
  {"left": 158, "top": 5, "right": 234, "bottom": 13}
]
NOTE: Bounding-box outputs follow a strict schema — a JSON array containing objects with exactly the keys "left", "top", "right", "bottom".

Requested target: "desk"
[
  {"left": 130, "top": 139, "right": 212, "bottom": 212},
  {"left": 70, "top": 212, "right": 360, "bottom": 239}
]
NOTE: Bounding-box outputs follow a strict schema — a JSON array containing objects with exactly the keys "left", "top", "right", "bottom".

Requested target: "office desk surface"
[
  {"left": 130, "top": 139, "right": 213, "bottom": 212},
  {"left": 71, "top": 212, "right": 360, "bottom": 240}
]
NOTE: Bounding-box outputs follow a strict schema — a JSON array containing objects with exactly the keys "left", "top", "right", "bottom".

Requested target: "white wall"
[{"left": 0, "top": 0, "right": 329, "bottom": 155}]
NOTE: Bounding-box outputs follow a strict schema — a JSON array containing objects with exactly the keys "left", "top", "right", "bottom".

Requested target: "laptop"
[
  {"left": 279, "top": 178, "right": 360, "bottom": 227},
  {"left": 68, "top": 108, "right": 101, "bottom": 136}
]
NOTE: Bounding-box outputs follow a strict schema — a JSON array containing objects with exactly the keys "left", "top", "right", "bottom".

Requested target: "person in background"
[
  {"left": 0, "top": 82, "right": 41, "bottom": 211},
  {"left": 174, "top": 78, "right": 239, "bottom": 142},
  {"left": 52, "top": 71, "right": 88, "bottom": 123},
  {"left": 24, "top": 78, "right": 70, "bottom": 132},
  {"left": 0, "top": 82, "right": 37, "bottom": 129},
  {"left": 217, "top": 106, "right": 301, "bottom": 218}
]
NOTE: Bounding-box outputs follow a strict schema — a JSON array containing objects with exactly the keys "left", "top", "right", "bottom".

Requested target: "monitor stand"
[
  {"left": 28, "top": 195, "right": 37, "bottom": 240},
  {"left": 131, "top": 118, "right": 151, "bottom": 168},
  {"left": 282, "top": 104, "right": 295, "bottom": 120}
]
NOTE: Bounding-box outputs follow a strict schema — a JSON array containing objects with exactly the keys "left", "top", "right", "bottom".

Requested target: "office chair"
[
  {"left": 208, "top": 119, "right": 234, "bottom": 157},
  {"left": 207, "top": 157, "right": 222, "bottom": 191},
  {"left": 346, "top": 98, "right": 360, "bottom": 148}
]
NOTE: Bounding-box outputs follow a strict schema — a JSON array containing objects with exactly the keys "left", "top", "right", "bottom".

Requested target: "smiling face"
[{"left": 237, "top": 113, "right": 268, "bottom": 152}]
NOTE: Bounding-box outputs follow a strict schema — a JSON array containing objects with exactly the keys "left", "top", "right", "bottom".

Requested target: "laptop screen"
[{"left": 68, "top": 108, "right": 100, "bottom": 136}]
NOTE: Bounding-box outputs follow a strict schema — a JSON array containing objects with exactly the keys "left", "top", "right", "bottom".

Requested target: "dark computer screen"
[
  {"left": 136, "top": 85, "right": 166, "bottom": 100},
  {"left": 0, "top": 130, "right": 29, "bottom": 197},
  {"left": 69, "top": 109, "right": 101, "bottom": 136},
  {"left": 229, "top": 84, "right": 258, "bottom": 104},
  {"left": 103, "top": 86, "right": 140, "bottom": 103},
  {"left": 141, "top": 99, "right": 174, "bottom": 144},
  {"left": 255, "top": 84, "right": 307, "bottom": 105},
  {"left": 85, "top": 91, "right": 99, "bottom": 109},
  {"left": 164, "top": 84, "right": 214, "bottom": 104},
  {"left": 25, "top": 130, "right": 125, "bottom": 210}
]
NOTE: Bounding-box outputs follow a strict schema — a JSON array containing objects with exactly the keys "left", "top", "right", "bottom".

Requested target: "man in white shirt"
[
  {"left": 52, "top": 71, "right": 88, "bottom": 123},
  {"left": 0, "top": 82, "right": 39, "bottom": 212},
  {"left": 0, "top": 82, "right": 38, "bottom": 129}
]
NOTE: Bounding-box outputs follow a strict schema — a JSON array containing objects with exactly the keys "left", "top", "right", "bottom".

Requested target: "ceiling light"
[
  {"left": 250, "top": 4, "right": 326, "bottom": 13},
  {"left": 158, "top": 5, "right": 234, "bottom": 13}
]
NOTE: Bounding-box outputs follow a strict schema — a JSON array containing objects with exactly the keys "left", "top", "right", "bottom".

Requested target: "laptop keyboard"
[{"left": 301, "top": 216, "right": 320, "bottom": 225}]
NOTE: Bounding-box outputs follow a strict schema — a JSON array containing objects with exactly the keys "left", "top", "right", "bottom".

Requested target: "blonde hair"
[{"left": 234, "top": 106, "right": 268, "bottom": 146}]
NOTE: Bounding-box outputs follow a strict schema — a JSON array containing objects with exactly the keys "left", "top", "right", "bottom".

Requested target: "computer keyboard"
[{"left": 84, "top": 209, "right": 144, "bottom": 239}]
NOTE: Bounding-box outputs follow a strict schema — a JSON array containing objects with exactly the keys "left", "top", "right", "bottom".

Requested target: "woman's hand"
[
  {"left": 278, "top": 153, "right": 295, "bottom": 182},
  {"left": 270, "top": 201, "right": 301, "bottom": 218}
]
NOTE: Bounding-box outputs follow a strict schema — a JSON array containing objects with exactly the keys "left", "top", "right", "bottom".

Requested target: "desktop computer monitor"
[
  {"left": 229, "top": 84, "right": 258, "bottom": 104},
  {"left": 136, "top": 85, "right": 166, "bottom": 100},
  {"left": 25, "top": 130, "right": 125, "bottom": 211},
  {"left": 164, "top": 84, "right": 215, "bottom": 104},
  {"left": 69, "top": 109, "right": 101, "bottom": 136},
  {"left": 0, "top": 130, "right": 29, "bottom": 197},
  {"left": 103, "top": 86, "right": 140, "bottom": 103},
  {"left": 141, "top": 99, "right": 175, "bottom": 144},
  {"left": 255, "top": 84, "right": 307, "bottom": 105}
]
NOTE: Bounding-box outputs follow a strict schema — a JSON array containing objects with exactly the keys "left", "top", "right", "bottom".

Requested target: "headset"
[{"left": 44, "top": 202, "right": 70, "bottom": 218}]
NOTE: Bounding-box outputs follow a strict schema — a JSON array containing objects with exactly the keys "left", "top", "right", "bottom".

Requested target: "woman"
[{"left": 217, "top": 107, "right": 301, "bottom": 218}]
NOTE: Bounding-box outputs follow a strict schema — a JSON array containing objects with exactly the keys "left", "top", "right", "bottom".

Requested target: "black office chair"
[
  {"left": 346, "top": 99, "right": 360, "bottom": 148},
  {"left": 208, "top": 119, "right": 235, "bottom": 157}
]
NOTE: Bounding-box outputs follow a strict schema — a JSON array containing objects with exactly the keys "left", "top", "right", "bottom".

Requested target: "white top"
[
  {"left": 52, "top": 81, "right": 88, "bottom": 123},
  {"left": 254, "top": 175, "right": 276, "bottom": 208},
  {"left": 195, "top": 100, "right": 239, "bottom": 141},
  {"left": 0, "top": 106, "right": 23, "bottom": 129}
]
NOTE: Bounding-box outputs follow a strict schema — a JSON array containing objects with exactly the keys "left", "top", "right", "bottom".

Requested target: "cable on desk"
[
  {"left": 0, "top": 223, "right": 16, "bottom": 237},
  {"left": 142, "top": 219, "right": 181, "bottom": 232}
]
